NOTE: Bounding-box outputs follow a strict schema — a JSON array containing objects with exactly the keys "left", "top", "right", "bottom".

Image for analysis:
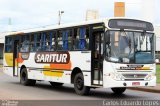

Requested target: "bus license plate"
[{"left": 132, "top": 82, "right": 140, "bottom": 86}]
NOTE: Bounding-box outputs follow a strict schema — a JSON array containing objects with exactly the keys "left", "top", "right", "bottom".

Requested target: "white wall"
[
  {"left": 155, "top": 26, "right": 160, "bottom": 51},
  {"left": 0, "top": 32, "right": 6, "bottom": 43},
  {"left": 156, "top": 37, "right": 160, "bottom": 51}
]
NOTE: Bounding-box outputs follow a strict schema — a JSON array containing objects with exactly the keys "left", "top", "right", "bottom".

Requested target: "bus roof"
[
  {"left": 8, "top": 18, "right": 108, "bottom": 36},
  {"left": 7, "top": 18, "right": 154, "bottom": 36}
]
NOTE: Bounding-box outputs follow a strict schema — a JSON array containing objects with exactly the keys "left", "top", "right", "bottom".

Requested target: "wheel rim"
[{"left": 76, "top": 77, "right": 84, "bottom": 90}]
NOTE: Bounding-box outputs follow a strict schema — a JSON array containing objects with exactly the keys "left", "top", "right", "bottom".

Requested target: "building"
[{"left": 0, "top": 32, "right": 5, "bottom": 64}]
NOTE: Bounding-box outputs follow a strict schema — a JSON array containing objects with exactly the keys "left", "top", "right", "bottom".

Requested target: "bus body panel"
[
  {"left": 3, "top": 51, "right": 92, "bottom": 86},
  {"left": 3, "top": 53, "right": 14, "bottom": 76},
  {"left": 103, "top": 77, "right": 156, "bottom": 88}
]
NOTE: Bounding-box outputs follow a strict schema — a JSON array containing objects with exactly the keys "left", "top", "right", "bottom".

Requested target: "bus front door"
[
  {"left": 91, "top": 31, "right": 104, "bottom": 85},
  {"left": 13, "top": 40, "right": 19, "bottom": 77}
]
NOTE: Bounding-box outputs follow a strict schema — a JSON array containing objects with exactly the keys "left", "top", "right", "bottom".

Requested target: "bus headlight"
[{"left": 110, "top": 73, "right": 125, "bottom": 81}]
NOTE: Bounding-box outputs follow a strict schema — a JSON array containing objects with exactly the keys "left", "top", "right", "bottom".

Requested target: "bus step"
[
  {"left": 93, "top": 80, "right": 103, "bottom": 85},
  {"left": 91, "top": 85, "right": 103, "bottom": 88}
]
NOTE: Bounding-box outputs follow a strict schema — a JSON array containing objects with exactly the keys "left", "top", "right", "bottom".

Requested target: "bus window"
[
  {"left": 50, "top": 31, "right": 56, "bottom": 51},
  {"left": 73, "top": 27, "right": 89, "bottom": 50},
  {"left": 73, "top": 28, "right": 79, "bottom": 50},
  {"left": 41, "top": 32, "right": 50, "bottom": 51},
  {"left": 79, "top": 28, "right": 85, "bottom": 50},
  {"left": 37, "top": 32, "right": 49, "bottom": 51},
  {"left": 30, "top": 34, "right": 35, "bottom": 52},
  {"left": 20, "top": 35, "right": 29, "bottom": 52},
  {"left": 62, "top": 29, "right": 72, "bottom": 50},
  {"left": 57, "top": 31, "right": 63, "bottom": 50},
  {"left": 79, "top": 27, "right": 89, "bottom": 50},
  {"left": 5, "top": 37, "right": 13, "bottom": 52},
  {"left": 86, "top": 27, "right": 89, "bottom": 49},
  {"left": 20, "top": 35, "right": 30, "bottom": 52},
  {"left": 62, "top": 30, "right": 68, "bottom": 50},
  {"left": 21, "top": 34, "right": 29, "bottom": 43},
  {"left": 35, "top": 33, "right": 41, "bottom": 51},
  {"left": 68, "top": 29, "right": 73, "bottom": 50},
  {"left": 40, "top": 32, "right": 46, "bottom": 51}
]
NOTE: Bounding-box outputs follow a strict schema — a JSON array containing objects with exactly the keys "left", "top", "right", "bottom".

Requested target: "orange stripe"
[{"left": 50, "top": 61, "right": 71, "bottom": 70}]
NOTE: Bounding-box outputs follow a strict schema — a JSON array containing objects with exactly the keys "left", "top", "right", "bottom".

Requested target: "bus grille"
[{"left": 122, "top": 74, "right": 147, "bottom": 80}]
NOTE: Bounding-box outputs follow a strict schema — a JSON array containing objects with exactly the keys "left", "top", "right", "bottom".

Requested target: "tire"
[
  {"left": 50, "top": 82, "right": 63, "bottom": 87},
  {"left": 74, "top": 73, "right": 90, "bottom": 95},
  {"left": 111, "top": 87, "right": 126, "bottom": 94},
  {"left": 20, "top": 68, "right": 36, "bottom": 86}
]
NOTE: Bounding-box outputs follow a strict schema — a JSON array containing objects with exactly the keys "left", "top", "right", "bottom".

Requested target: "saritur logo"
[{"left": 35, "top": 52, "right": 70, "bottom": 64}]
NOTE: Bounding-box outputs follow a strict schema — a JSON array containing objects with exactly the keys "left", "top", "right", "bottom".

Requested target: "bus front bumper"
[{"left": 103, "top": 76, "right": 156, "bottom": 88}]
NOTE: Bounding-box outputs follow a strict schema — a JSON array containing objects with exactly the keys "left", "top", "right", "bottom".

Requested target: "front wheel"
[
  {"left": 111, "top": 87, "right": 126, "bottom": 94},
  {"left": 20, "top": 68, "right": 36, "bottom": 86},
  {"left": 74, "top": 73, "right": 90, "bottom": 95}
]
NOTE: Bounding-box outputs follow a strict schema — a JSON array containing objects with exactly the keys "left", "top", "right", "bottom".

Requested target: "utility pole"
[{"left": 58, "top": 10, "right": 64, "bottom": 25}]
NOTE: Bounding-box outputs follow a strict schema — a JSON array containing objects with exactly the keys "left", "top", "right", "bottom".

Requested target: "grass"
[
  {"left": 0, "top": 64, "right": 2, "bottom": 68},
  {"left": 156, "top": 65, "right": 160, "bottom": 84}
]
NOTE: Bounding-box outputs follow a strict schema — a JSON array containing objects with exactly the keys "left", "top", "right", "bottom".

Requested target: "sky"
[{"left": 0, "top": 0, "right": 160, "bottom": 32}]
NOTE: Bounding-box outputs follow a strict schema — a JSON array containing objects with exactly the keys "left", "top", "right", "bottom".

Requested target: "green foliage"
[{"left": 156, "top": 65, "right": 160, "bottom": 83}]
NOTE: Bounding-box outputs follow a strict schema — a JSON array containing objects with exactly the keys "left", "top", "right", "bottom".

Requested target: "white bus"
[{"left": 3, "top": 18, "right": 156, "bottom": 95}]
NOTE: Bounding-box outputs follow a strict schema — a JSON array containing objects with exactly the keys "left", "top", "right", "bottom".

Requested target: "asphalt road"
[{"left": 0, "top": 70, "right": 160, "bottom": 106}]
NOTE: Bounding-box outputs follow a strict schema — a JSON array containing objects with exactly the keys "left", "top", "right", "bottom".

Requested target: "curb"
[{"left": 128, "top": 87, "right": 160, "bottom": 93}]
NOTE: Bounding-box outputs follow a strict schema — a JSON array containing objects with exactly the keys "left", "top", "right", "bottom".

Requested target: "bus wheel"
[
  {"left": 74, "top": 73, "right": 90, "bottom": 95},
  {"left": 20, "top": 68, "right": 36, "bottom": 86},
  {"left": 111, "top": 87, "right": 126, "bottom": 94},
  {"left": 50, "top": 82, "right": 63, "bottom": 87}
]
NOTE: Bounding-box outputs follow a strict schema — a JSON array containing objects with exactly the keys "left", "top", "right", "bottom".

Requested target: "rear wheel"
[
  {"left": 111, "top": 87, "right": 126, "bottom": 94},
  {"left": 74, "top": 73, "right": 90, "bottom": 95},
  {"left": 50, "top": 82, "right": 63, "bottom": 87},
  {"left": 20, "top": 68, "right": 36, "bottom": 86}
]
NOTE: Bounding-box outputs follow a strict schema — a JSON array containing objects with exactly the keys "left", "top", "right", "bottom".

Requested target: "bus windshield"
[{"left": 105, "top": 30, "right": 155, "bottom": 64}]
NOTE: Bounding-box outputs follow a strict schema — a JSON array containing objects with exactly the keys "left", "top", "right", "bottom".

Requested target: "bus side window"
[
  {"left": 62, "top": 30, "right": 68, "bottom": 50},
  {"left": 5, "top": 37, "right": 13, "bottom": 52},
  {"left": 79, "top": 27, "right": 89, "bottom": 50},
  {"left": 20, "top": 35, "right": 29, "bottom": 52},
  {"left": 47, "top": 32, "right": 51, "bottom": 51},
  {"left": 30, "top": 34, "right": 35, "bottom": 52},
  {"left": 85, "top": 27, "right": 89, "bottom": 49},
  {"left": 40, "top": 32, "right": 45, "bottom": 51},
  {"left": 68, "top": 29, "right": 73, "bottom": 50},
  {"left": 39, "top": 33, "right": 44, "bottom": 51},
  {"left": 79, "top": 28, "right": 85, "bottom": 50},
  {"left": 36, "top": 33, "right": 41, "bottom": 51},
  {"left": 57, "top": 31, "right": 63, "bottom": 50},
  {"left": 42, "top": 32, "right": 50, "bottom": 51},
  {"left": 62, "top": 29, "right": 72, "bottom": 51},
  {"left": 50, "top": 31, "right": 56, "bottom": 51},
  {"left": 73, "top": 28, "right": 79, "bottom": 50}
]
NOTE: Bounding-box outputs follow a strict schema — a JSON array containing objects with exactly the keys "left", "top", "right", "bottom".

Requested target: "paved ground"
[
  {"left": 129, "top": 84, "right": 160, "bottom": 93},
  {"left": 0, "top": 71, "right": 160, "bottom": 101}
]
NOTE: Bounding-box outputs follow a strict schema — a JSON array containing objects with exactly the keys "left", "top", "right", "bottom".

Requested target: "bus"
[{"left": 3, "top": 18, "right": 156, "bottom": 95}]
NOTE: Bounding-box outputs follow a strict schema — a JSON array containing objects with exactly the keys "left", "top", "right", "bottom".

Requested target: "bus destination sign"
[{"left": 108, "top": 19, "right": 154, "bottom": 31}]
